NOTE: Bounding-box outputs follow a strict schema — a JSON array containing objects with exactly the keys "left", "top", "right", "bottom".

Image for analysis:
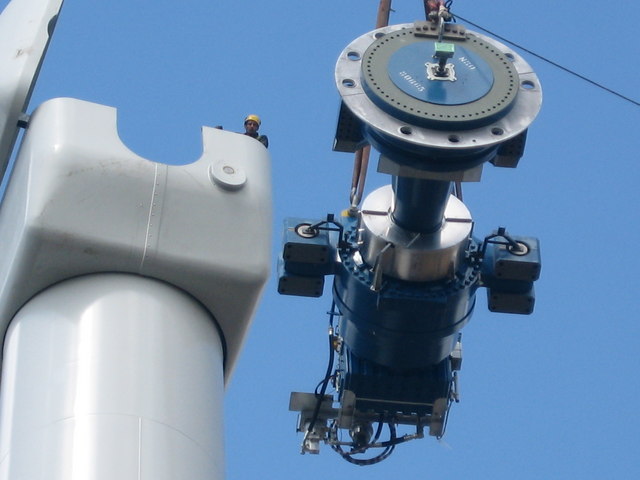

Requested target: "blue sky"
[{"left": 3, "top": 0, "right": 640, "bottom": 478}]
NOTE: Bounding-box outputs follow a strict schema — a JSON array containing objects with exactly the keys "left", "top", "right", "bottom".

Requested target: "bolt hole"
[
  {"left": 347, "top": 51, "right": 361, "bottom": 61},
  {"left": 374, "top": 32, "right": 385, "bottom": 39},
  {"left": 505, "top": 52, "right": 515, "bottom": 61},
  {"left": 491, "top": 127, "right": 504, "bottom": 136},
  {"left": 400, "top": 126, "right": 412, "bottom": 135},
  {"left": 521, "top": 80, "right": 535, "bottom": 90},
  {"left": 448, "top": 135, "right": 460, "bottom": 143},
  {"left": 342, "top": 78, "right": 356, "bottom": 88}
]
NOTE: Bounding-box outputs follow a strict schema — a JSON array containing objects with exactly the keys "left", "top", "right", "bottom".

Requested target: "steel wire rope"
[{"left": 452, "top": 12, "right": 640, "bottom": 108}]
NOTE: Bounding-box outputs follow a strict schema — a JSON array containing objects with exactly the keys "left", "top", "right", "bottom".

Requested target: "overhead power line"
[{"left": 453, "top": 13, "right": 640, "bottom": 108}]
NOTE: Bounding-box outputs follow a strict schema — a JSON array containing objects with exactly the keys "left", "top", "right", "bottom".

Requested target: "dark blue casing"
[
  {"left": 277, "top": 218, "right": 338, "bottom": 297},
  {"left": 481, "top": 235, "right": 541, "bottom": 314},
  {"left": 333, "top": 221, "right": 480, "bottom": 416}
]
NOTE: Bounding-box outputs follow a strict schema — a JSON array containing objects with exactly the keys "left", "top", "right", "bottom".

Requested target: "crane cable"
[
  {"left": 438, "top": 1, "right": 640, "bottom": 108},
  {"left": 451, "top": 11, "right": 640, "bottom": 108},
  {"left": 423, "top": 2, "right": 464, "bottom": 200},
  {"left": 350, "top": 0, "right": 638, "bottom": 212}
]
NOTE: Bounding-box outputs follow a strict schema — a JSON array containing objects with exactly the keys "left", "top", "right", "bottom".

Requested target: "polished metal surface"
[{"left": 359, "top": 185, "right": 472, "bottom": 282}]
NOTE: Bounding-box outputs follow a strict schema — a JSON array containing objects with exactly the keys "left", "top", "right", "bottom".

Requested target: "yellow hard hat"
[{"left": 244, "top": 114, "right": 261, "bottom": 126}]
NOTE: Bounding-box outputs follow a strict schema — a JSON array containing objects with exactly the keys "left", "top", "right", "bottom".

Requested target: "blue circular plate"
[{"left": 388, "top": 41, "right": 494, "bottom": 105}]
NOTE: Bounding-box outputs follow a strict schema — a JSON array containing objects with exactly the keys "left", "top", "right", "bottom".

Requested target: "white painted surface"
[
  {"left": 0, "top": 274, "right": 225, "bottom": 480},
  {"left": 0, "top": 97, "right": 272, "bottom": 379},
  {"left": 0, "top": 0, "right": 63, "bottom": 177}
]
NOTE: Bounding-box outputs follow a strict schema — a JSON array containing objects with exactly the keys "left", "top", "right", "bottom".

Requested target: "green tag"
[{"left": 434, "top": 42, "right": 455, "bottom": 56}]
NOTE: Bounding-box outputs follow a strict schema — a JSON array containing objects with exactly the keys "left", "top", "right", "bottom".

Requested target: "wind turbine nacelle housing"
[{"left": 0, "top": 97, "right": 272, "bottom": 378}]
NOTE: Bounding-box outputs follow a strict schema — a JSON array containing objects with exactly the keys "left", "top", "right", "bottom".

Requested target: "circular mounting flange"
[
  {"left": 335, "top": 24, "right": 542, "bottom": 169},
  {"left": 361, "top": 27, "right": 519, "bottom": 129}
]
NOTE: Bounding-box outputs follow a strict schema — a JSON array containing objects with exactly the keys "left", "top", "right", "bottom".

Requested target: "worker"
[
  {"left": 425, "top": 0, "right": 452, "bottom": 22},
  {"left": 243, "top": 114, "right": 269, "bottom": 148}
]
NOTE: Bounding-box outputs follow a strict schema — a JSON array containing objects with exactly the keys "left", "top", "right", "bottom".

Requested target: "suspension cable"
[{"left": 453, "top": 12, "right": 640, "bottom": 108}]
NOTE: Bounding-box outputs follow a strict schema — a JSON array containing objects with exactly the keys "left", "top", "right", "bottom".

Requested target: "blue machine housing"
[
  {"left": 283, "top": 19, "right": 544, "bottom": 463},
  {"left": 332, "top": 219, "right": 479, "bottom": 417},
  {"left": 481, "top": 234, "right": 541, "bottom": 314},
  {"left": 277, "top": 218, "right": 339, "bottom": 298},
  {"left": 337, "top": 349, "right": 452, "bottom": 417},
  {"left": 333, "top": 221, "right": 479, "bottom": 369},
  {"left": 278, "top": 217, "right": 541, "bottom": 417}
]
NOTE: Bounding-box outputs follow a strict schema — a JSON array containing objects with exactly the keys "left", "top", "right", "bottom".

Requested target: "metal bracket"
[
  {"left": 413, "top": 20, "right": 466, "bottom": 41},
  {"left": 426, "top": 62, "right": 456, "bottom": 81},
  {"left": 480, "top": 227, "right": 525, "bottom": 258},
  {"left": 333, "top": 101, "right": 366, "bottom": 153},
  {"left": 290, "top": 392, "right": 338, "bottom": 454},
  {"left": 17, "top": 113, "right": 30, "bottom": 129},
  {"left": 307, "top": 213, "right": 347, "bottom": 249},
  {"left": 428, "top": 398, "right": 448, "bottom": 437},
  {"left": 370, "top": 242, "right": 393, "bottom": 292}
]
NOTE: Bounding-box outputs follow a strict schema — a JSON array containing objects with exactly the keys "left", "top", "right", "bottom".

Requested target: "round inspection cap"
[{"left": 209, "top": 161, "right": 247, "bottom": 190}]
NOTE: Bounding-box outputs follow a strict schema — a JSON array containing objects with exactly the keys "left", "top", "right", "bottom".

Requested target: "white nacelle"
[
  {"left": 0, "top": 3, "right": 272, "bottom": 478},
  {"left": 0, "top": 0, "right": 63, "bottom": 178},
  {"left": 0, "top": 97, "right": 272, "bottom": 377}
]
